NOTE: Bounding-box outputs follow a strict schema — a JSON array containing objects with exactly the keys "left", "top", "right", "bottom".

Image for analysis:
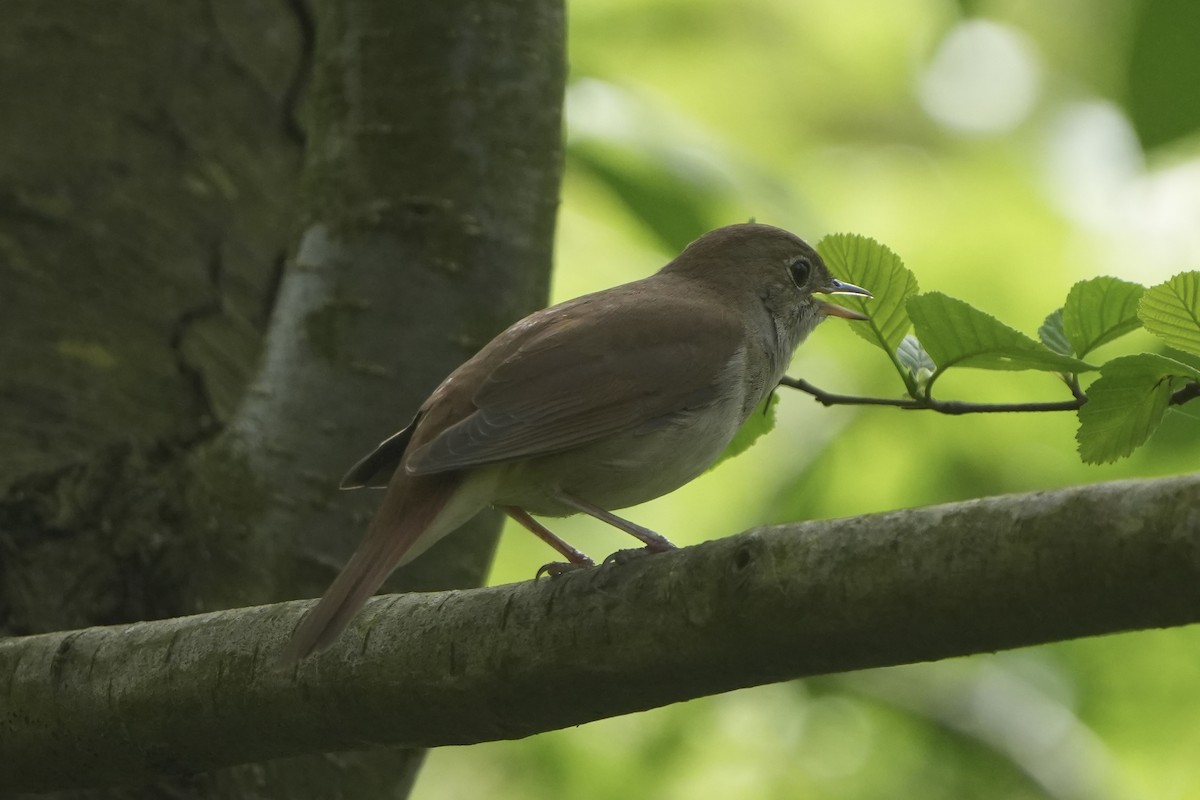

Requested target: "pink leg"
[
  {"left": 553, "top": 493, "right": 677, "bottom": 552},
  {"left": 501, "top": 506, "right": 596, "bottom": 574}
]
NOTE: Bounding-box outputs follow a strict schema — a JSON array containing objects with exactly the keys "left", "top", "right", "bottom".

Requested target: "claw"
[
  {"left": 603, "top": 546, "right": 667, "bottom": 566},
  {"left": 535, "top": 561, "right": 593, "bottom": 579}
]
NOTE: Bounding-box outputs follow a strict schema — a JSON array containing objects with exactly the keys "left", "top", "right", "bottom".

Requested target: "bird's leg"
[
  {"left": 553, "top": 492, "right": 678, "bottom": 556},
  {"left": 501, "top": 506, "right": 596, "bottom": 577}
]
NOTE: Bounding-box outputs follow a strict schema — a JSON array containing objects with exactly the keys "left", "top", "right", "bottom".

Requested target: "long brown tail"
[{"left": 284, "top": 471, "right": 464, "bottom": 660}]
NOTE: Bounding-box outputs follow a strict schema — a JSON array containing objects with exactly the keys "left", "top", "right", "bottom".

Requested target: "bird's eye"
[{"left": 787, "top": 255, "right": 812, "bottom": 288}]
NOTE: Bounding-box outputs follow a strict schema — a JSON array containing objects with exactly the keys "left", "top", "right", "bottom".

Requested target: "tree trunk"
[{"left": 0, "top": 0, "right": 565, "bottom": 797}]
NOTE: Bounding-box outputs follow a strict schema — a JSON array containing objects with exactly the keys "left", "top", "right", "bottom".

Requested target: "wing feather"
[{"left": 406, "top": 288, "right": 742, "bottom": 474}]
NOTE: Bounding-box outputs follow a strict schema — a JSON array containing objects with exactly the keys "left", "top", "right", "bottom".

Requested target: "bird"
[{"left": 285, "top": 222, "right": 871, "bottom": 658}]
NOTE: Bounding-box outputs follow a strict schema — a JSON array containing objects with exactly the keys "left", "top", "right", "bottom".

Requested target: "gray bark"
[{"left": 1, "top": 0, "right": 565, "bottom": 796}]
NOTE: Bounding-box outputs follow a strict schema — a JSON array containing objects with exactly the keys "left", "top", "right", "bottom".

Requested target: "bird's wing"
[{"left": 404, "top": 288, "right": 744, "bottom": 474}]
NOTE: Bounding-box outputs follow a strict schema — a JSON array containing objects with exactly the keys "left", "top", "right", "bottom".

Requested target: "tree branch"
[
  {"left": 3, "top": 472, "right": 1199, "bottom": 793},
  {"left": 1171, "top": 381, "right": 1200, "bottom": 406},
  {"left": 783, "top": 376, "right": 1200, "bottom": 415},
  {"left": 781, "top": 376, "right": 1088, "bottom": 414}
]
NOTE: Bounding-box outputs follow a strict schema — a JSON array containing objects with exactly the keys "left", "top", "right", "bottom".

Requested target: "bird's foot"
[{"left": 505, "top": 506, "right": 598, "bottom": 578}]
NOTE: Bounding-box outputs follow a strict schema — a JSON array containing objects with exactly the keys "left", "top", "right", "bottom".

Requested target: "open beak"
[{"left": 817, "top": 278, "right": 872, "bottom": 321}]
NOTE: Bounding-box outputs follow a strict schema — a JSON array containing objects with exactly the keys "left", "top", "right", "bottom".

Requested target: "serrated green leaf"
[
  {"left": 712, "top": 391, "right": 777, "bottom": 469},
  {"left": 896, "top": 335, "right": 936, "bottom": 381},
  {"left": 1139, "top": 272, "right": 1200, "bottom": 357},
  {"left": 817, "top": 234, "right": 918, "bottom": 353},
  {"left": 907, "top": 293, "right": 1096, "bottom": 383},
  {"left": 1076, "top": 353, "right": 1200, "bottom": 463},
  {"left": 1039, "top": 308, "right": 1072, "bottom": 355},
  {"left": 1061, "top": 276, "right": 1145, "bottom": 357}
]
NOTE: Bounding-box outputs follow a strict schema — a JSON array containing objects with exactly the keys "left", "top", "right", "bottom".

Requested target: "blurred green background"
[{"left": 419, "top": 1, "right": 1200, "bottom": 797}]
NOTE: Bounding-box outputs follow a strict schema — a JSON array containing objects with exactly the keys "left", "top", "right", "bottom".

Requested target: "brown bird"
[{"left": 286, "top": 223, "right": 870, "bottom": 658}]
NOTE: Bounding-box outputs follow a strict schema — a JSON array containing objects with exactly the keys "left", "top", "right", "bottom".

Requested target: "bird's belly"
[{"left": 490, "top": 401, "right": 745, "bottom": 516}]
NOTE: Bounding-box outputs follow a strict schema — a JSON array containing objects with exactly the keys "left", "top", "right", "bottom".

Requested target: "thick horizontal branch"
[{"left": 3, "top": 473, "right": 1200, "bottom": 792}]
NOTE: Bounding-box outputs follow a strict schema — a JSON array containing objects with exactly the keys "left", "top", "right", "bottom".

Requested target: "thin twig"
[
  {"left": 780, "top": 377, "right": 1086, "bottom": 415},
  {"left": 782, "top": 375, "right": 1200, "bottom": 416},
  {"left": 1171, "top": 382, "right": 1200, "bottom": 407}
]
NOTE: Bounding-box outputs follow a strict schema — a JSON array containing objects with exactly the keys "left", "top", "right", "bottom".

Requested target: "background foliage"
[{"left": 416, "top": 0, "right": 1200, "bottom": 798}]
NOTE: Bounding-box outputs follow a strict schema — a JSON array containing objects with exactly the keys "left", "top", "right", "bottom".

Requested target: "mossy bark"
[
  {"left": 1, "top": 0, "right": 565, "bottom": 796},
  {"left": 1, "top": 0, "right": 304, "bottom": 639},
  {"left": 4, "top": 473, "right": 1199, "bottom": 792}
]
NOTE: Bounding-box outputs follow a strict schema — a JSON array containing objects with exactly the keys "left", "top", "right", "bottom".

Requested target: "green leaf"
[
  {"left": 907, "top": 293, "right": 1095, "bottom": 382},
  {"left": 1061, "top": 276, "right": 1145, "bottom": 357},
  {"left": 1076, "top": 353, "right": 1200, "bottom": 463},
  {"left": 713, "top": 391, "right": 777, "bottom": 468},
  {"left": 817, "top": 234, "right": 918, "bottom": 353},
  {"left": 1126, "top": 0, "right": 1200, "bottom": 150},
  {"left": 1038, "top": 308, "right": 1072, "bottom": 356},
  {"left": 896, "top": 335, "right": 936, "bottom": 385},
  {"left": 1139, "top": 272, "right": 1200, "bottom": 357}
]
